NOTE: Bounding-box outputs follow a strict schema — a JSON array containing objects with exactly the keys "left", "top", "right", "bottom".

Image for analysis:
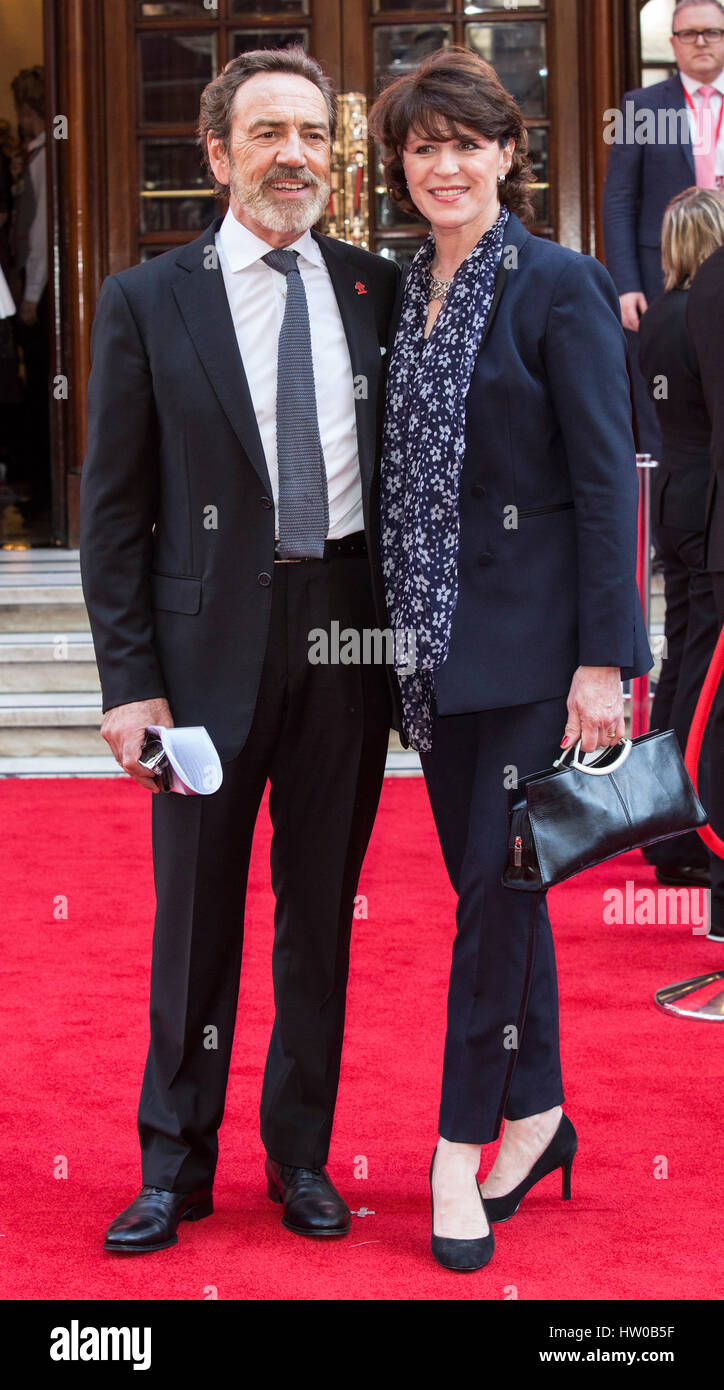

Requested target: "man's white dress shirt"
[{"left": 215, "top": 208, "right": 364, "bottom": 540}]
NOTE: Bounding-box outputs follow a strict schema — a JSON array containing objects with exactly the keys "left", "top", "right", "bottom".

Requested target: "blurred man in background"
[
  {"left": 603, "top": 1, "right": 724, "bottom": 456},
  {"left": 10, "top": 65, "right": 49, "bottom": 521}
]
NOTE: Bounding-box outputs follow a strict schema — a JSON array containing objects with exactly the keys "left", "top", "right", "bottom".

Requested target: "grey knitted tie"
[{"left": 262, "top": 248, "right": 329, "bottom": 558}]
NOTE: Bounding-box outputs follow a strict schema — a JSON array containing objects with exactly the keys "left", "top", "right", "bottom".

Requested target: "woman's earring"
[{"left": 498, "top": 172, "right": 506, "bottom": 184}]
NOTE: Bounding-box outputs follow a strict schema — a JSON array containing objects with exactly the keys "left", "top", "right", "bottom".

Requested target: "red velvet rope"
[{"left": 684, "top": 622, "right": 724, "bottom": 856}]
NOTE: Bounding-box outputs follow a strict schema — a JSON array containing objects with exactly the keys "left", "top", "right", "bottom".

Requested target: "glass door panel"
[
  {"left": 230, "top": 28, "right": 308, "bottom": 52},
  {"left": 140, "top": 138, "right": 214, "bottom": 232},
  {"left": 133, "top": 0, "right": 316, "bottom": 259},
  {"left": 373, "top": 23, "right": 453, "bottom": 90},
  {"left": 465, "top": 21, "right": 547, "bottom": 115},
  {"left": 138, "top": 31, "right": 218, "bottom": 125},
  {"left": 369, "top": 0, "right": 551, "bottom": 259}
]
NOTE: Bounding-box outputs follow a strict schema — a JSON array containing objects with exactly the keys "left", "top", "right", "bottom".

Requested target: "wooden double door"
[{"left": 46, "top": 0, "right": 641, "bottom": 544}]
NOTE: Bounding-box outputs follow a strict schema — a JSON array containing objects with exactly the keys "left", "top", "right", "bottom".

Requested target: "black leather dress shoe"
[
  {"left": 103, "top": 1184, "right": 213, "bottom": 1254},
  {"left": 655, "top": 864, "right": 711, "bottom": 888},
  {"left": 265, "top": 1157, "right": 350, "bottom": 1236}
]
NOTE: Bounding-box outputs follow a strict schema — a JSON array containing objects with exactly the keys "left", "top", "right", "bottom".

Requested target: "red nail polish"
[{"left": 560, "top": 736, "right": 571, "bottom": 748}]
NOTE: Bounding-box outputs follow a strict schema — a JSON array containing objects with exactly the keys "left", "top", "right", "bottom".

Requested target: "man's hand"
[
  {"left": 18, "top": 299, "right": 38, "bottom": 327},
  {"left": 561, "top": 666, "right": 625, "bottom": 755},
  {"left": 619, "top": 291, "right": 648, "bottom": 332},
  {"left": 101, "top": 697, "right": 174, "bottom": 792}
]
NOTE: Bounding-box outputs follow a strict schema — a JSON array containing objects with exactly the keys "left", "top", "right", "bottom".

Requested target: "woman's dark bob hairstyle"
[{"left": 368, "top": 46, "right": 536, "bottom": 225}]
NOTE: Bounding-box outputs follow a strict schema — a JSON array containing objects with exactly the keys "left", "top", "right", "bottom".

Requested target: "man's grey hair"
[
  {"left": 198, "top": 46, "right": 337, "bottom": 196},
  {"left": 672, "top": 0, "right": 724, "bottom": 30}
]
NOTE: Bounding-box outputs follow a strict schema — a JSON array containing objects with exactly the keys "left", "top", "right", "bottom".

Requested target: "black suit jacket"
[
  {"left": 687, "top": 245, "right": 724, "bottom": 573},
  {"left": 428, "top": 213, "right": 652, "bottom": 717},
  {"left": 80, "top": 220, "right": 402, "bottom": 760},
  {"left": 638, "top": 287, "right": 712, "bottom": 532}
]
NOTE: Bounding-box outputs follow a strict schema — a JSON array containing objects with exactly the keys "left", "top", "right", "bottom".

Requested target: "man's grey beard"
[{"left": 228, "top": 161, "right": 331, "bottom": 235}]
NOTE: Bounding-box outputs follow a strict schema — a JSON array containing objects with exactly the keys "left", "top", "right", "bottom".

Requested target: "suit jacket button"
[
  {"left": 260, "top": 496, "right": 273, "bottom": 509},
  {"left": 258, "top": 572, "right": 272, "bottom": 587},
  {"left": 478, "top": 552, "right": 494, "bottom": 566},
  {"left": 472, "top": 483, "right": 486, "bottom": 498}
]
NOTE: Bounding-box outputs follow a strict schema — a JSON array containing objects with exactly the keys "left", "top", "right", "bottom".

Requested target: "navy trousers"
[{"left": 420, "top": 694, "right": 568, "bottom": 1145}]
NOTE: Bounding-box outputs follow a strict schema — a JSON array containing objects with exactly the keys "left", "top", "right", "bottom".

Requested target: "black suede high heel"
[
  {"left": 481, "top": 1112, "right": 577, "bottom": 1223},
  {"left": 430, "top": 1147, "right": 495, "bottom": 1272}
]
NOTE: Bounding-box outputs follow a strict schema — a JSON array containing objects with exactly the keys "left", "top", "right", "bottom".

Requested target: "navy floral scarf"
[{"left": 380, "top": 206, "right": 509, "bottom": 752}]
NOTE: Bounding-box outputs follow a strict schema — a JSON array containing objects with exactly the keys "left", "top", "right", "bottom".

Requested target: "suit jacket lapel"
[
  {"left": 312, "top": 230, "right": 382, "bottom": 505},
  {"left": 667, "top": 74, "right": 696, "bottom": 180},
  {"left": 388, "top": 265, "right": 409, "bottom": 352},
  {"left": 173, "top": 220, "right": 272, "bottom": 492},
  {"left": 478, "top": 212, "right": 530, "bottom": 354}
]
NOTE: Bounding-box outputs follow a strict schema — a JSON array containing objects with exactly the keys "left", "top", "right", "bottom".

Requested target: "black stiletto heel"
[
  {"left": 429, "top": 1147, "right": 495, "bottom": 1272},
  {"left": 482, "top": 1113, "right": 578, "bottom": 1223}
]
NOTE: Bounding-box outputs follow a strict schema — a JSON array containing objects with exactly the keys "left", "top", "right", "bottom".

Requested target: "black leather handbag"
[{"left": 502, "top": 729, "right": 707, "bottom": 892}]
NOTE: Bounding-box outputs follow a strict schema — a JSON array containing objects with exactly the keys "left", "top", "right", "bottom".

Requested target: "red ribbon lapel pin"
[{"left": 354, "top": 280, "right": 367, "bottom": 295}]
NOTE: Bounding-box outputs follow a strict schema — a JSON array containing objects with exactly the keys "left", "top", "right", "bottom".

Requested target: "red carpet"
[{"left": 2, "top": 776, "right": 723, "bottom": 1301}]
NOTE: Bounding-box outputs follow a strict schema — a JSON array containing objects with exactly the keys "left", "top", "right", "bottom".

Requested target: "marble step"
[
  {"left": 0, "top": 597, "right": 90, "bottom": 632},
  {"left": 0, "top": 729, "right": 106, "bottom": 756},
  {"left": 0, "top": 754, "right": 119, "bottom": 777},
  {"left": 0, "top": 747, "right": 424, "bottom": 778},
  {"left": 0, "top": 548, "right": 80, "bottom": 561},
  {"left": 0, "top": 664, "right": 100, "bottom": 692},
  {"left": 0, "top": 552, "right": 87, "bottom": 631},
  {"left": 0, "top": 570, "right": 82, "bottom": 585},
  {"left": 0, "top": 632, "right": 100, "bottom": 692},
  {"left": 0, "top": 691, "right": 103, "bottom": 756}
]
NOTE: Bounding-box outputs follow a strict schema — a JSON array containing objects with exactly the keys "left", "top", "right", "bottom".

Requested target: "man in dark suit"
[
  {"left": 687, "top": 244, "right": 724, "bottom": 939},
  {"left": 602, "top": 0, "right": 724, "bottom": 454},
  {"left": 80, "top": 48, "right": 401, "bottom": 1253},
  {"left": 10, "top": 65, "right": 50, "bottom": 520}
]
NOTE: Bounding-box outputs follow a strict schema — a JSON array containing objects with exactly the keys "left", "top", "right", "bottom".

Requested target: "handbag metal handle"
[{"left": 553, "top": 737, "right": 633, "bottom": 776}]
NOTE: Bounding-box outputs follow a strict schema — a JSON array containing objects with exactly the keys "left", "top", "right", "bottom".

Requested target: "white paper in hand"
[{"left": 146, "top": 725, "right": 223, "bottom": 795}]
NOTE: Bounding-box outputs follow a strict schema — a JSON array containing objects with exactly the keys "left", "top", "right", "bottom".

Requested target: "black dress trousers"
[
  {"left": 138, "top": 555, "right": 391, "bottom": 1191},
  {"left": 420, "top": 695, "right": 568, "bottom": 1145},
  {"left": 647, "top": 524, "right": 719, "bottom": 869}
]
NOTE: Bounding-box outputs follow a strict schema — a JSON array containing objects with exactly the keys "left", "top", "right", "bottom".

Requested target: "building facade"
[{"left": 32, "top": 0, "right": 651, "bottom": 544}]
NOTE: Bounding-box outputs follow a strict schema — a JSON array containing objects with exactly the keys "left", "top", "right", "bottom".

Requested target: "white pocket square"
[{"left": 380, "top": 345, "right": 387, "bottom": 356}]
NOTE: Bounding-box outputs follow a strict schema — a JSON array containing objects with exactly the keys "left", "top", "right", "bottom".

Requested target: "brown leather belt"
[{"left": 274, "top": 531, "right": 367, "bottom": 563}]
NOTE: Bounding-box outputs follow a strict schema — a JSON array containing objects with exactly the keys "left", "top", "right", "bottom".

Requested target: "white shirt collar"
[
  {"left": 217, "top": 206, "right": 324, "bottom": 273},
  {"left": 680, "top": 67, "right": 724, "bottom": 98},
  {"left": 27, "top": 131, "right": 46, "bottom": 152}
]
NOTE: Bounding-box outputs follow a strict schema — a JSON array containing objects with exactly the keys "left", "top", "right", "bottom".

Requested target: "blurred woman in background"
[{"left": 639, "top": 186, "right": 724, "bottom": 930}]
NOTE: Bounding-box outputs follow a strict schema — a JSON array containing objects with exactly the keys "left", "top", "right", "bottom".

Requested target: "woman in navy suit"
[{"left": 369, "top": 48, "right": 652, "bottom": 1271}]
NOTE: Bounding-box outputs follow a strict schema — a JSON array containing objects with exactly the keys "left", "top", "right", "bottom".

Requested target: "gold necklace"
[{"left": 428, "top": 270, "right": 453, "bottom": 303}]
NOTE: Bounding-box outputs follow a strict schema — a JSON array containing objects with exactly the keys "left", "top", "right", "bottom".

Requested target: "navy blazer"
[
  {"left": 429, "top": 213, "right": 653, "bottom": 718},
  {"left": 602, "top": 74, "right": 697, "bottom": 297}
]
